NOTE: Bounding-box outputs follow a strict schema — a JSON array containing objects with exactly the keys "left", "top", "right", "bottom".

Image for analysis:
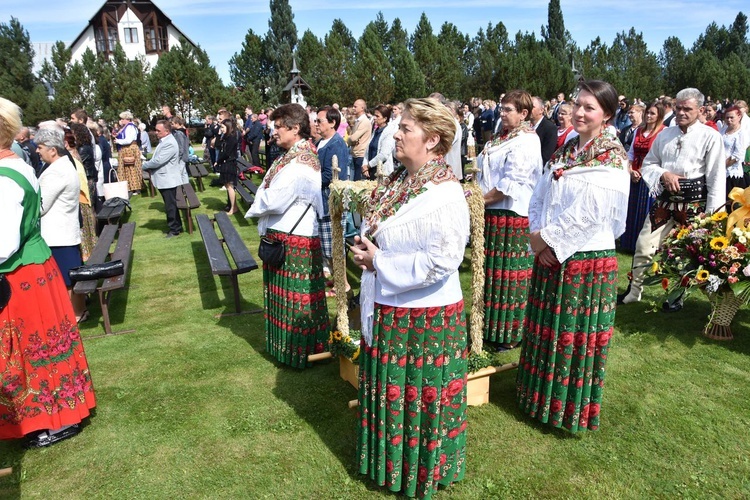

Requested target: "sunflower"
[
  {"left": 710, "top": 236, "right": 730, "bottom": 250},
  {"left": 676, "top": 228, "right": 690, "bottom": 240},
  {"left": 711, "top": 212, "right": 728, "bottom": 221},
  {"left": 351, "top": 347, "right": 360, "bottom": 361},
  {"left": 333, "top": 330, "right": 342, "bottom": 341},
  {"left": 651, "top": 261, "right": 661, "bottom": 274},
  {"left": 696, "top": 269, "right": 710, "bottom": 282}
]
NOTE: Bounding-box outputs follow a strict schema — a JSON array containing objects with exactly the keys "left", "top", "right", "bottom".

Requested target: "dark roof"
[
  {"left": 69, "top": 0, "right": 197, "bottom": 52},
  {"left": 283, "top": 75, "right": 311, "bottom": 92}
]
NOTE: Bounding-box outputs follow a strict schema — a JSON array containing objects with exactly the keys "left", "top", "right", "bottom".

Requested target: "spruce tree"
[
  {"left": 295, "top": 30, "right": 326, "bottom": 105},
  {"left": 0, "top": 17, "right": 49, "bottom": 122},
  {"left": 352, "top": 23, "right": 394, "bottom": 104},
  {"left": 229, "top": 29, "right": 264, "bottom": 91},
  {"left": 260, "top": 0, "right": 298, "bottom": 104},
  {"left": 541, "top": 0, "right": 569, "bottom": 61},
  {"left": 388, "top": 18, "right": 425, "bottom": 102},
  {"left": 319, "top": 19, "right": 357, "bottom": 105},
  {"left": 434, "top": 22, "right": 468, "bottom": 98},
  {"left": 410, "top": 13, "right": 440, "bottom": 94}
]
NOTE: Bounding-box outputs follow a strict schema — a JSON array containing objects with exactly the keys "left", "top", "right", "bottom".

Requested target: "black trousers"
[
  {"left": 159, "top": 187, "right": 183, "bottom": 234},
  {"left": 249, "top": 140, "right": 261, "bottom": 167}
]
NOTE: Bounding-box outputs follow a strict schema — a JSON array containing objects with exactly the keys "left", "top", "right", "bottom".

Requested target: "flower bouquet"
[
  {"left": 645, "top": 211, "right": 750, "bottom": 340},
  {"left": 327, "top": 329, "right": 361, "bottom": 362},
  {"left": 327, "top": 329, "right": 361, "bottom": 388}
]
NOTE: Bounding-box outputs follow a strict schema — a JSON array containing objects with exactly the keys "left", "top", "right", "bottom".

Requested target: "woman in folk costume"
[
  {"left": 477, "top": 89, "right": 543, "bottom": 350},
  {"left": 350, "top": 98, "right": 470, "bottom": 498},
  {"left": 113, "top": 110, "right": 143, "bottom": 195},
  {"left": 245, "top": 104, "right": 329, "bottom": 369},
  {"left": 516, "top": 80, "right": 630, "bottom": 433},
  {"left": 619, "top": 101, "right": 665, "bottom": 254},
  {"left": 0, "top": 98, "right": 96, "bottom": 446}
]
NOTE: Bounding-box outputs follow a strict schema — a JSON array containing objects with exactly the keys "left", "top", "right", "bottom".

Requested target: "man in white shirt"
[{"left": 620, "top": 88, "right": 726, "bottom": 310}]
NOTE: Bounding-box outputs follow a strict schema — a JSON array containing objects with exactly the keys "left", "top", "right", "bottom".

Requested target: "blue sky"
[{"left": 2, "top": 0, "right": 747, "bottom": 85}]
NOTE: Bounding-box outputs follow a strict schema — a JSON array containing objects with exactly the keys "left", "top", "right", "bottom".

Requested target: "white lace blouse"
[
  {"left": 477, "top": 131, "right": 543, "bottom": 215},
  {"left": 529, "top": 165, "right": 630, "bottom": 263}
]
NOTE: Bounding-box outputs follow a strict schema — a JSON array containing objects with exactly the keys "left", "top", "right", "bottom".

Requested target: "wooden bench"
[
  {"left": 176, "top": 183, "right": 201, "bottom": 234},
  {"left": 96, "top": 200, "right": 128, "bottom": 226},
  {"left": 142, "top": 170, "right": 156, "bottom": 197},
  {"left": 187, "top": 161, "right": 210, "bottom": 192},
  {"left": 196, "top": 212, "right": 261, "bottom": 316},
  {"left": 73, "top": 223, "right": 136, "bottom": 336},
  {"left": 235, "top": 177, "right": 258, "bottom": 208}
]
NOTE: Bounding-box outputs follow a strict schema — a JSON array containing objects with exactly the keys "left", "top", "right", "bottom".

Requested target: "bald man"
[{"left": 348, "top": 98, "right": 371, "bottom": 181}]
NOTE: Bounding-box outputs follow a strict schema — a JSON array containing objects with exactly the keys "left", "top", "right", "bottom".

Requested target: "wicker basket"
[{"left": 703, "top": 290, "right": 744, "bottom": 341}]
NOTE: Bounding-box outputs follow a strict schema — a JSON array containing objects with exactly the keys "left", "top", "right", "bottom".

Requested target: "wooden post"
[
  {"left": 307, "top": 352, "right": 333, "bottom": 363},
  {"left": 0, "top": 467, "right": 12, "bottom": 478}
]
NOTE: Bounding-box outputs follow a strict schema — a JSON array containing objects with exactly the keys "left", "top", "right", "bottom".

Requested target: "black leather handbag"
[
  {"left": 258, "top": 204, "right": 312, "bottom": 268},
  {"left": 69, "top": 260, "right": 125, "bottom": 282},
  {"left": 0, "top": 274, "right": 10, "bottom": 313}
]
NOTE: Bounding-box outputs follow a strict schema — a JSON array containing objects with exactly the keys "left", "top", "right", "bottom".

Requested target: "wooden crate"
[{"left": 339, "top": 355, "right": 359, "bottom": 389}]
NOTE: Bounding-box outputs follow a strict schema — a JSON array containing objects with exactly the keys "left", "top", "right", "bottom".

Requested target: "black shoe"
[
  {"left": 165, "top": 231, "right": 181, "bottom": 239},
  {"left": 24, "top": 424, "right": 80, "bottom": 448},
  {"left": 662, "top": 299, "right": 683, "bottom": 313}
]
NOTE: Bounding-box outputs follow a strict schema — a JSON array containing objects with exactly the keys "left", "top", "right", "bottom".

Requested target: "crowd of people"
[{"left": 2, "top": 80, "right": 749, "bottom": 499}]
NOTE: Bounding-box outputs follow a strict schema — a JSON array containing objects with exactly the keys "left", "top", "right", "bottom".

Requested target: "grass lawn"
[{"left": 2, "top": 171, "right": 750, "bottom": 498}]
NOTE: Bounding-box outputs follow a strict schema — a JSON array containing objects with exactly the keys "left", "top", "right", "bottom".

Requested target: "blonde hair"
[
  {"left": 119, "top": 110, "right": 133, "bottom": 120},
  {"left": 0, "top": 97, "right": 22, "bottom": 148},
  {"left": 402, "top": 97, "right": 456, "bottom": 156}
]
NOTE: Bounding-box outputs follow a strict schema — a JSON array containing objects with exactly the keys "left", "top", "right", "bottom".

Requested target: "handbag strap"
[
  {"left": 288, "top": 204, "right": 312, "bottom": 236},
  {"left": 109, "top": 168, "right": 120, "bottom": 183}
]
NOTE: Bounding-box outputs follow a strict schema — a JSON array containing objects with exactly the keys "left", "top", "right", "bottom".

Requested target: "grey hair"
[
  {"left": 119, "top": 110, "right": 134, "bottom": 120},
  {"left": 676, "top": 88, "right": 705, "bottom": 107},
  {"left": 35, "top": 127, "right": 66, "bottom": 152}
]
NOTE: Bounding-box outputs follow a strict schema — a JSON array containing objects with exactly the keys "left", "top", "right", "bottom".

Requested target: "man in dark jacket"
[
  {"left": 244, "top": 114, "right": 264, "bottom": 167},
  {"left": 531, "top": 96, "right": 558, "bottom": 165},
  {"left": 203, "top": 115, "right": 219, "bottom": 165}
]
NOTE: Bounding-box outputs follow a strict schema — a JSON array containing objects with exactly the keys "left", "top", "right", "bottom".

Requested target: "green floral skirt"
[
  {"left": 263, "top": 229, "right": 329, "bottom": 368},
  {"left": 516, "top": 249, "right": 618, "bottom": 432},
  {"left": 358, "top": 301, "right": 468, "bottom": 498},
  {"left": 482, "top": 209, "right": 533, "bottom": 343}
]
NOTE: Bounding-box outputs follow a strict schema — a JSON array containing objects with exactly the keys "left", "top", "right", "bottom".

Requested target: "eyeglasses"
[
  {"left": 313, "top": 119, "right": 320, "bottom": 123},
  {"left": 499, "top": 106, "right": 517, "bottom": 114}
]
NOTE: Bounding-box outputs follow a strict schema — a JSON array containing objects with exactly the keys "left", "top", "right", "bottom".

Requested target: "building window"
[
  {"left": 145, "top": 26, "right": 167, "bottom": 53},
  {"left": 124, "top": 28, "right": 138, "bottom": 44},
  {"left": 95, "top": 27, "right": 119, "bottom": 54}
]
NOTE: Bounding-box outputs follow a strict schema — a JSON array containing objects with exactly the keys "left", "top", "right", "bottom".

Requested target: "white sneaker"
[
  {"left": 219, "top": 186, "right": 227, "bottom": 191},
  {"left": 621, "top": 290, "right": 641, "bottom": 304}
]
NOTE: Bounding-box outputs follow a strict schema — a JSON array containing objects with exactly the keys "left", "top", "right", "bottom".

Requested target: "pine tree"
[
  {"left": 607, "top": 28, "right": 662, "bottom": 99},
  {"left": 411, "top": 13, "right": 440, "bottom": 94},
  {"left": 465, "top": 22, "right": 509, "bottom": 98},
  {"left": 0, "top": 17, "right": 49, "bottom": 122},
  {"left": 541, "top": 0, "right": 569, "bottom": 62},
  {"left": 390, "top": 43, "right": 425, "bottom": 102},
  {"left": 434, "top": 22, "right": 468, "bottom": 98},
  {"left": 352, "top": 23, "right": 394, "bottom": 104},
  {"left": 659, "top": 36, "right": 687, "bottom": 94},
  {"left": 229, "top": 28, "right": 264, "bottom": 91},
  {"left": 295, "top": 30, "right": 326, "bottom": 106},
  {"left": 318, "top": 19, "right": 357, "bottom": 105},
  {"left": 260, "top": 0, "right": 298, "bottom": 104},
  {"left": 149, "top": 41, "right": 224, "bottom": 121}
]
